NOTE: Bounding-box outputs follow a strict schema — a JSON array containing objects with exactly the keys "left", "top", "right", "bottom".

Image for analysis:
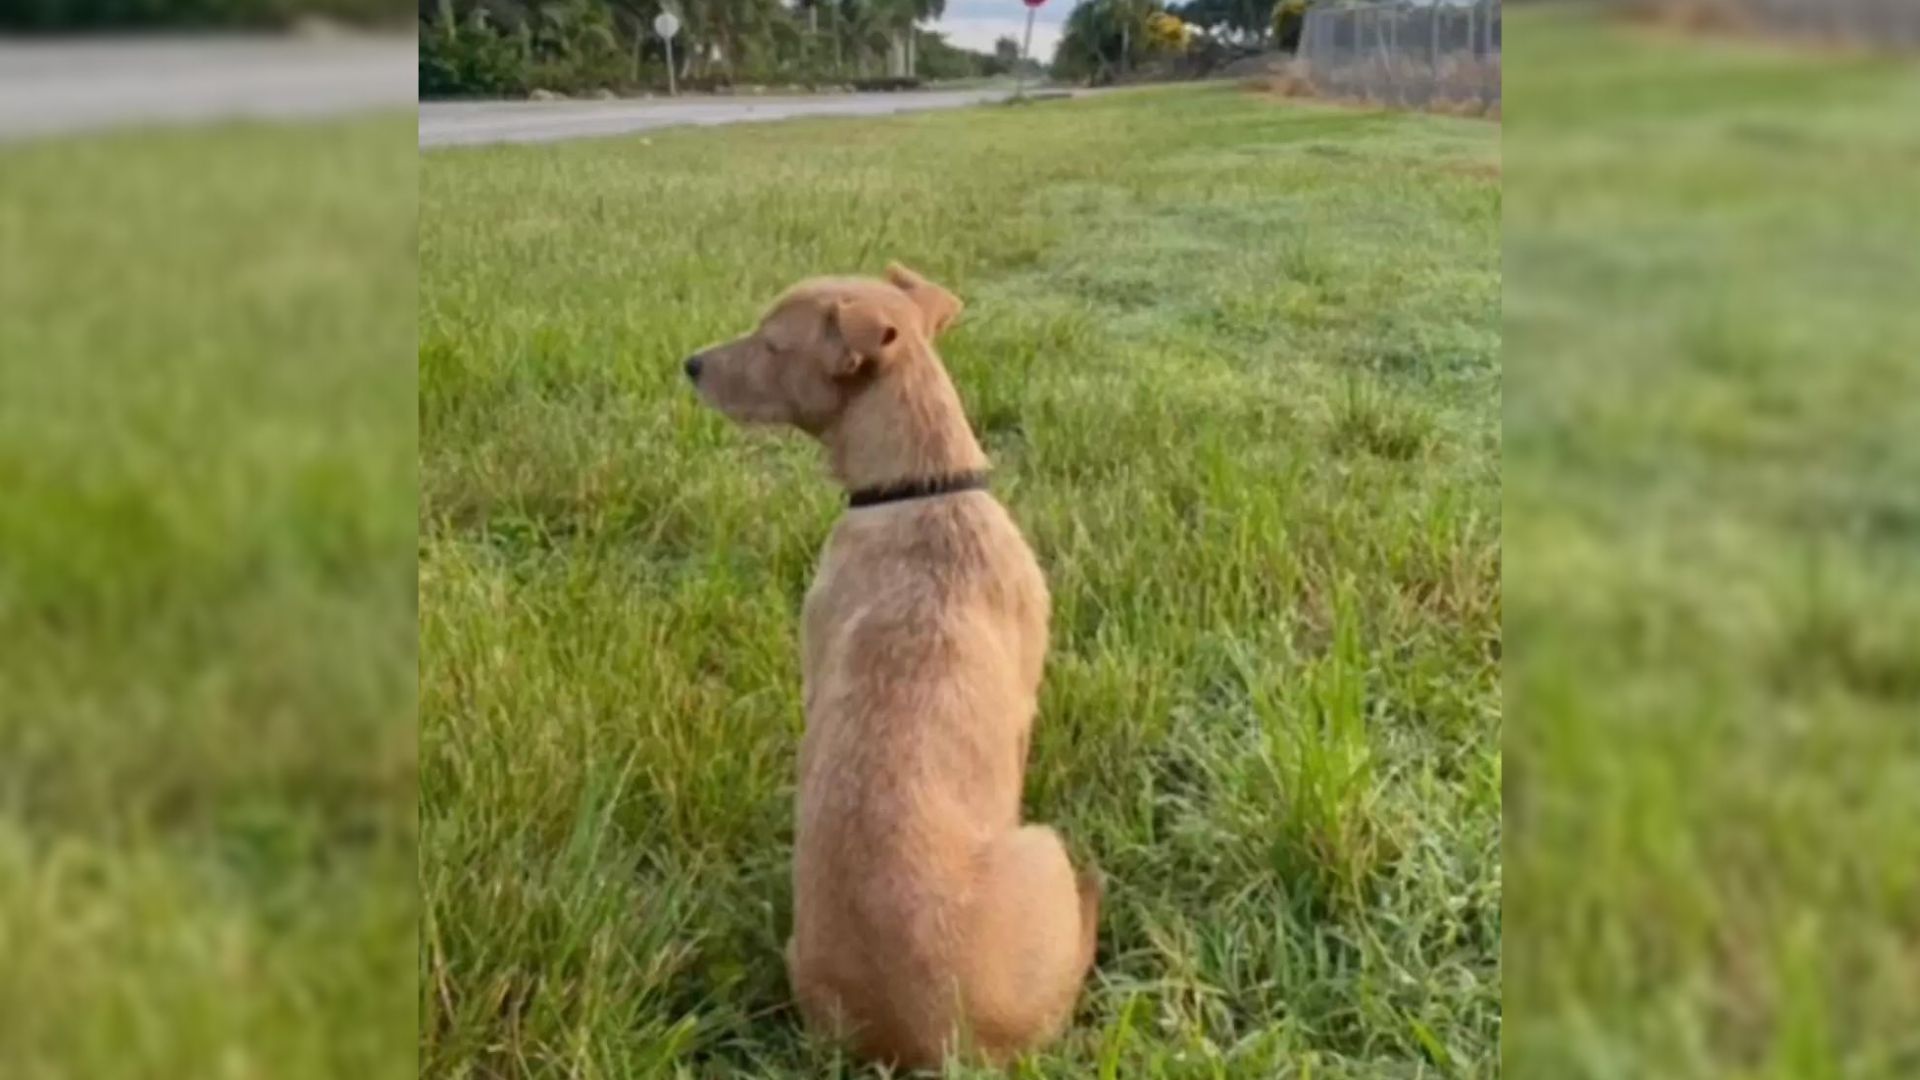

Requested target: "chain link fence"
[{"left": 1298, "top": 0, "right": 1502, "bottom": 109}]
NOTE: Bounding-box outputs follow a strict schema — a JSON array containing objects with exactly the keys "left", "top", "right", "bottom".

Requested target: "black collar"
[{"left": 847, "top": 471, "right": 990, "bottom": 509}]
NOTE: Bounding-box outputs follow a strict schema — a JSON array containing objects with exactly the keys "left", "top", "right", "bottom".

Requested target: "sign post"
[
  {"left": 654, "top": 11, "right": 681, "bottom": 97},
  {"left": 1015, "top": 0, "right": 1045, "bottom": 102}
]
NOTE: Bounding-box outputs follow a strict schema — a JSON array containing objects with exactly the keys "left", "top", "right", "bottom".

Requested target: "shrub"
[
  {"left": 1145, "top": 11, "right": 1193, "bottom": 53},
  {"left": 419, "top": 3, "right": 527, "bottom": 98}
]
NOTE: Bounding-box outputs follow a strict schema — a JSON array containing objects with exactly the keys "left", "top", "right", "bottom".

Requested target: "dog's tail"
[{"left": 1074, "top": 865, "right": 1103, "bottom": 976}]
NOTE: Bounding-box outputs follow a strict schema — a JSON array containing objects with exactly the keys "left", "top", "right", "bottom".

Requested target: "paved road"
[
  {"left": 418, "top": 89, "right": 1019, "bottom": 149},
  {"left": 0, "top": 36, "right": 416, "bottom": 142},
  {"left": 0, "top": 38, "right": 1045, "bottom": 146}
]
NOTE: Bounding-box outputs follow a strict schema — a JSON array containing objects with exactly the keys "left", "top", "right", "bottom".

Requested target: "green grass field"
[
  {"left": 0, "top": 116, "right": 418, "bottom": 1079},
  {"left": 1504, "top": 8, "right": 1920, "bottom": 1078},
  {"left": 421, "top": 86, "right": 1500, "bottom": 1076}
]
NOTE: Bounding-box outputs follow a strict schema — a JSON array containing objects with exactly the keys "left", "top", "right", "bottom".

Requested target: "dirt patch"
[
  {"left": 1441, "top": 158, "right": 1502, "bottom": 181},
  {"left": 1244, "top": 60, "right": 1501, "bottom": 121},
  {"left": 1217, "top": 52, "right": 1292, "bottom": 80},
  {"left": 1244, "top": 68, "right": 1317, "bottom": 98}
]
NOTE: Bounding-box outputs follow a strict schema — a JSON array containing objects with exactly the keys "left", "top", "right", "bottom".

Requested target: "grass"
[
  {"left": 0, "top": 116, "right": 418, "bottom": 1079},
  {"left": 421, "top": 86, "right": 1499, "bottom": 1076},
  {"left": 1503, "top": 8, "right": 1920, "bottom": 1078}
]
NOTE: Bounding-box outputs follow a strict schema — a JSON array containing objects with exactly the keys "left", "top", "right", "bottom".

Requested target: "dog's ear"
[
  {"left": 828, "top": 296, "right": 900, "bottom": 376},
  {"left": 885, "top": 262, "right": 963, "bottom": 338}
]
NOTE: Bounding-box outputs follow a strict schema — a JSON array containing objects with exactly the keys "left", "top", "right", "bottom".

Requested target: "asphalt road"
[
  {"left": 0, "top": 38, "right": 1038, "bottom": 147},
  {"left": 417, "top": 89, "right": 1018, "bottom": 149},
  {"left": 0, "top": 36, "right": 416, "bottom": 142}
]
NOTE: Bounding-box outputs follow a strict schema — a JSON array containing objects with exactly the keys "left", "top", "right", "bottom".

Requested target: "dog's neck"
[{"left": 824, "top": 340, "right": 987, "bottom": 494}]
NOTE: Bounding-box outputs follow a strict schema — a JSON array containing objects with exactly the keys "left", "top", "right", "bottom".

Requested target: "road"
[
  {"left": 0, "top": 38, "right": 1043, "bottom": 147},
  {"left": 417, "top": 89, "right": 1020, "bottom": 149},
  {"left": 0, "top": 36, "right": 416, "bottom": 142}
]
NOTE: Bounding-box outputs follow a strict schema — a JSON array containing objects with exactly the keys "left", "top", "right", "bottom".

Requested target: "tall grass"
[{"left": 422, "top": 86, "right": 1500, "bottom": 1077}]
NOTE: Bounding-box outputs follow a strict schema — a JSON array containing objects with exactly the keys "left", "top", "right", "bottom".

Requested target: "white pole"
[
  {"left": 1015, "top": 5, "right": 1036, "bottom": 100},
  {"left": 666, "top": 39, "right": 677, "bottom": 97}
]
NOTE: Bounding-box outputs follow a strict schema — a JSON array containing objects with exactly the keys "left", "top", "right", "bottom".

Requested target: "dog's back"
[
  {"left": 682, "top": 263, "right": 1099, "bottom": 1066},
  {"left": 789, "top": 493, "right": 1097, "bottom": 1068}
]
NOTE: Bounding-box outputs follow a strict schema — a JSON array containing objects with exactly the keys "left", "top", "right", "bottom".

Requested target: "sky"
[{"left": 931, "top": 0, "right": 1070, "bottom": 61}]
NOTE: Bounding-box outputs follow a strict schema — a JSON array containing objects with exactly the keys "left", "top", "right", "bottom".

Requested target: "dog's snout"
[{"left": 683, "top": 353, "right": 705, "bottom": 382}]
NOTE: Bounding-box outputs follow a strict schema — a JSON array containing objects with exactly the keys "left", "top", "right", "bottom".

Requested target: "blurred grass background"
[
  {"left": 0, "top": 115, "right": 417, "bottom": 1079},
  {"left": 1504, "top": 5, "right": 1920, "bottom": 1077}
]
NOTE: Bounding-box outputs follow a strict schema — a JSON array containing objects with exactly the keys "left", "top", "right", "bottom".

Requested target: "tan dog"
[{"left": 684, "top": 264, "right": 1100, "bottom": 1068}]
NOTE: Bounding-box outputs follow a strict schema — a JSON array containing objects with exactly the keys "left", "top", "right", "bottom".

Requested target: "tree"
[
  {"left": 1170, "top": 0, "right": 1273, "bottom": 45},
  {"left": 1052, "top": 0, "right": 1164, "bottom": 83},
  {"left": 831, "top": 0, "right": 882, "bottom": 74},
  {"left": 912, "top": 28, "right": 990, "bottom": 79},
  {"left": 1272, "top": 0, "right": 1307, "bottom": 52},
  {"left": 604, "top": 0, "right": 662, "bottom": 84},
  {"left": 1053, "top": 0, "right": 1116, "bottom": 83},
  {"left": 417, "top": 0, "right": 1005, "bottom": 95},
  {"left": 865, "top": 0, "right": 945, "bottom": 77},
  {"left": 912, "top": 0, "right": 947, "bottom": 75},
  {"left": 1145, "top": 10, "right": 1191, "bottom": 52},
  {"left": 421, "top": 0, "right": 528, "bottom": 95},
  {"left": 1109, "top": 0, "right": 1153, "bottom": 73},
  {"left": 830, "top": 0, "right": 894, "bottom": 76}
]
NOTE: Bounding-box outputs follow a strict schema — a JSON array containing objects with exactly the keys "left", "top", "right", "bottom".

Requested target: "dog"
[{"left": 684, "top": 263, "right": 1100, "bottom": 1068}]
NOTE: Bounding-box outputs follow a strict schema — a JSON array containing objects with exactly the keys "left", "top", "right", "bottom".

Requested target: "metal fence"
[
  {"left": 1623, "top": 0, "right": 1920, "bottom": 47},
  {"left": 1299, "top": 0, "right": 1502, "bottom": 109}
]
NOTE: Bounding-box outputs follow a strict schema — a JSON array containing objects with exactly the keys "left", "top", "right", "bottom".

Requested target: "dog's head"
[{"left": 683, "top": 263, "right": 963, "bottom": 432}]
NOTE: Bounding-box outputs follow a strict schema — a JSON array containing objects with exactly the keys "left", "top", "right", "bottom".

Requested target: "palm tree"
[
  {"left": 832, "top": 0, "right": 887, "bottom": 75},
  {"left": 687, "top": 0, "right": 786, "bottom": 81},
  {"left": 606, "top": 0, "right": 662, "bottom": 84},
  {"left": 874, "top": 0, "right": 911, "bottom": 76},
  {"left": 790, "top": 0, "right": 828, "bottom": 78},
  {"left": 851, "top": 0, "right": 894, "bottom": 74},
  {"left": 854, "top": 0, "right": 921, "bottom": 77},
  {"left": 1108, "top": 0, "right": 1152, "bottom": 73},
  {"left": 670, "top": 0, "right": 710, "bottom": 77},
  {"left": 908, "top": 0, "right": 944, "bottom": 76},
  {"left": 870, "top": 0, "right": 942, "bottom": 77}
]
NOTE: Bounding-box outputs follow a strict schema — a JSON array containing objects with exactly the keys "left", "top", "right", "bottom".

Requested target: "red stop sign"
[{"left": 1023, "top": 0, "right": 1045, "bottom": 7}]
